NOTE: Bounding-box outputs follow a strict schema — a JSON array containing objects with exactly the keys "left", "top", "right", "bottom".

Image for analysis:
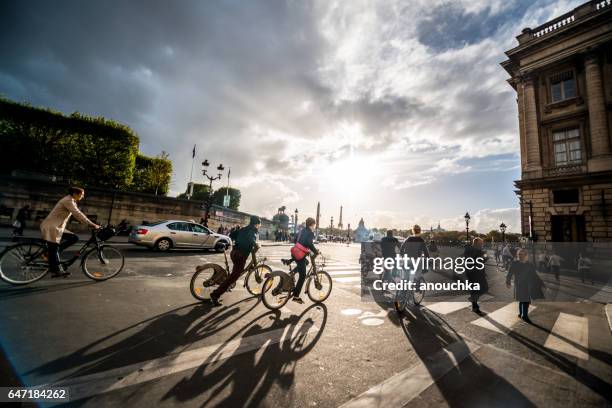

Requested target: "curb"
[{"left": 605, "top": 303, "right": 612, "bottom": 335}]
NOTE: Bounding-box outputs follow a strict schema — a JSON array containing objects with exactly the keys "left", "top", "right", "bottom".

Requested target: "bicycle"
[
  {"left": 393, "top": 266, "right": 426, "bottom": 313},
  {"left": 261, "top": 253, "right": 332, "bottom": 310},
  {"left": 190, "top": 248, "right": 272, "bottom": 301},
  {"left": 0, "top": 226, "right": 124, "bottom": 285}
]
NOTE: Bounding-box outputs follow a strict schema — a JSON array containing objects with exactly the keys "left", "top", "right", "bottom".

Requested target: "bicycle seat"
[{"left": 281, "top": 258, "right": 293, "bottom": 265}]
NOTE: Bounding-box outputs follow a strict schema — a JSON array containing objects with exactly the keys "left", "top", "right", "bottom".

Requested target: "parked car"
[{"left": 128, "top": 220, "right": 232, "bottom": 252}]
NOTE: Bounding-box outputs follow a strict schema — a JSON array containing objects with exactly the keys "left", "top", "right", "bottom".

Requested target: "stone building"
[{"left": 502, "top": 0, "right": 612, "bottom": 242}]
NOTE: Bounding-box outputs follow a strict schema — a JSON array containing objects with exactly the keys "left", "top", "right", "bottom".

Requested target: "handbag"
[
  {"left": 12, "top": 220, "right": 21, "bottom": 228},
  {"left": 290, "top": 230, "right": 310, "bottom": 261}
]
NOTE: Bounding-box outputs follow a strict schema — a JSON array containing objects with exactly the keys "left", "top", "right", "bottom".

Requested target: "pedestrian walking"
[
  {"left": 548, "top": 252, "right": 564, "bottom": 281},
  {"left": 217, "top": 225, "right": 224, "bottom": 234},
  {"left": 506, "top": 248, "right": 545, "bottom": 323},
  {"left": 209, "top": 216, "right": 261, "bottom": 306},
  {"left": 502, "top": 243, "right": 513, "bottom": 270},
  {"left": 13, "top": 205, "right": 30, "bottom": 236},
  {"left": 464, "top": 237, "right": 488, "bottom": 314},
  {"left": 40, "top": 187, "right": 100, "bottom": 277},
  {"left": 577, "top": 252, "right": 593, "bottom": 284}
]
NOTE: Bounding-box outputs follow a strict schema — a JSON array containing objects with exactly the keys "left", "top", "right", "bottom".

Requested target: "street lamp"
[
  {"left": 330, "top": 216, "right": 334, "bottom": 230},
  {"left": 499, "top": 222, "right": 507, "bottom": 243},
  {"left": 294, "top": 208, "right": 298, "bottom": 234},
  {"left": 201, "top": 160, "right": 225, "bottom": 227},
  {"left": 464, "top": 212, "right": 471, "bottom": 241}
]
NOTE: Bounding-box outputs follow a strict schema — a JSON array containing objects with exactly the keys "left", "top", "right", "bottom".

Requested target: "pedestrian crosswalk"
[
  {"left": 420, "top": 298, "right": 598, "bottom": 361},
  {"left": 260, "top": 247, "right": 605, "bottom": 363},
  {"left": 260, "top": 246, "right": 363, "bottom": 286}
]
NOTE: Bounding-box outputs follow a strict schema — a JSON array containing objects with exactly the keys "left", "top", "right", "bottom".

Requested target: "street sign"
[{"left": 223, "top": 195, "right": 230, "bottom": 207}]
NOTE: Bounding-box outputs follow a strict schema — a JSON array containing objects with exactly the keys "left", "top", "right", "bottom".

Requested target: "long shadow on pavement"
[
  {"left": 477, "top": 312, "right": 612, "bottom": 402},
  {"left": 0, "top": 280, "right": 96, "bottom": 301},
  {"left": 398, "top": 306, "right": 535, "bottom": 407},
  {"left": 161, "top": 303, "right": 328, "bottom": 407},
  {"left": 25, "top": 297, "right": 260, "bottom": 381}
]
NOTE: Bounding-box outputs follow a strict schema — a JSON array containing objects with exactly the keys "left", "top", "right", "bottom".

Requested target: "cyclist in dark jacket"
[
  {"left": 292, "top": 217, "right": 319, "bottom": 304},
  {"left": 399, "top": 225, "right": 429, "bottom": 260},
  {"left": 210, "top": 216, "right": 260, "bottom": 306}
]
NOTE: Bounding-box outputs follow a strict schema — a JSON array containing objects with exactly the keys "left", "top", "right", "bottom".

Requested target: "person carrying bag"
[{"left": 290, "top": 217, "right": 319, "bottom": 304}]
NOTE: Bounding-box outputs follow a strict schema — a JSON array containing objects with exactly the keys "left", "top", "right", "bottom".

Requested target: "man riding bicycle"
[
  {"left": 209, "top": 216, "right": 261, "bottom": 306},
  {"left": 40, "top": 187, "right": 100, "bottom": 277}
]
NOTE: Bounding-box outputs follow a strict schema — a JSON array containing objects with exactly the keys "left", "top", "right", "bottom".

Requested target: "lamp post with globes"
[
  {"left": 464, "top": 212, "right": 471, "bottom": 241},
  {"left": 499, "top": 222, "right": 507, "bottom": 243},
  {"left": 294, "top": 208, "right": 298, "bottom": 235},
  {"left": 201, "top": 159, "right": 224, "bottom": 227}
]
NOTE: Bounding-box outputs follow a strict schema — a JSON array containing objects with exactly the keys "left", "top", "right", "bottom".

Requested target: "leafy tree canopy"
[{"left": 0, "top": 97, "right": 140, "bottom": 189}]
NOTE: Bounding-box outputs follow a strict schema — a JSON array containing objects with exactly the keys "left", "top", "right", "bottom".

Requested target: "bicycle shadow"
[
  {"left": 25, "top": 297, "right": 261, "bottom": 382},
  {"left": 0, "top": 280, "right": 96, "bottom": 300},
  {"left": 161, "top": 303, "right": 328, "bottom": 407},
  {"left": 397, "top": 305, "right": 535, "bottom": 407}
]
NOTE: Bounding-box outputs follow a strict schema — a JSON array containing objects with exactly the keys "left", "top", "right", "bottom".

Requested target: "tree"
[
  {"left": 212, "top": 187, "right": 241, "bottom": 210},
  {"left": 0, "top": 97, "right": 140, "bottom": 189},
  {"left": 131, "top": 152, "right": 173, "bottom": 196},
  {"left": 177, "top": 183, "right": 210, "bottom": 201}
]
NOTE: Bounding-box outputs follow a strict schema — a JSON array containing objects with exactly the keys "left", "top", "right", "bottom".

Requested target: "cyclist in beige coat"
[{"left": 41, "top": 187, "right": 99, "bottom": 276}]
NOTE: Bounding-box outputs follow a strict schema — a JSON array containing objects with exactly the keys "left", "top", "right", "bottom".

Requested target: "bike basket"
[{"left": 97, "top": 227, "right": 116, "bottom": 241}]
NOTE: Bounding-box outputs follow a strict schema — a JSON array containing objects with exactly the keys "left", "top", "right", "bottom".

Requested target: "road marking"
[
  {"left": 327, "top": 270, "right": 361, "bottom": 276},
  {"left": 334, "top": 277, "right": 361, "bottom": 283},
  {"left": 324, "top": 265, "right": 360, "bottom": 271},
  {"left": 339, "top": 340, "right": 481, "bottom": 408},
  {"left": 543, "top": 312, "right": 589, "bottom": 360},
  {"left": 341, "top": 308, "right": 362, "bottom": 316},
  {"left": 426, "top": 302, "right": 472, "bottom": 315},
  {"left": 471, "top": 302, "right": 536, "bottom": 334},
  {"left": 33, "top": 322, "right": 319, "bottom": 402},
  {"left": 424, "top": 295, "right": 493, "bottom": 315}
]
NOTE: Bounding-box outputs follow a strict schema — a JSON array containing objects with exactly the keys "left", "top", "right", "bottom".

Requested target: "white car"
[{"left": 128, "top": 220, "right": 232, "bottom": 252}]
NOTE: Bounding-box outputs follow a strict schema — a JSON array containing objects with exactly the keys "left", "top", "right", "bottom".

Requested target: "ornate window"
[
  {"left": 550, "top": 70, "right": 576, "bottom": 102},
  {"left": 553, "top": 128, "right": 582, "bottom": 165}
]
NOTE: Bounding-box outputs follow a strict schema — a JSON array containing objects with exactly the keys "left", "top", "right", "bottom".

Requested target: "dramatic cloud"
[{"left": 0, "top": 0, "right": 584, "bottom": 231}]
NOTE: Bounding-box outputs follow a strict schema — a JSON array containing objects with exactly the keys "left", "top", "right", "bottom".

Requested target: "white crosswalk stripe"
[
  {"left": 471, "top": 302, "right": 537, "bottom": 334},
  {"left": 543, "top": 312, "right": 589, "bottom": 360}
]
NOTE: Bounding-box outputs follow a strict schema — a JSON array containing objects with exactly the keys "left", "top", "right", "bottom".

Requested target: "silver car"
[{"left": 128, "top": 220, "right": 232, "bottom": 252}]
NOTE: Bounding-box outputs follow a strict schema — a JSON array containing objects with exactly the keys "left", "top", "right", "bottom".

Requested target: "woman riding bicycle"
[
  {"left": 40, "top": 187, "right": 100, "bottom": 277},
  {"left": 290, "top": 217, "right": 319, "bottom": 304}
]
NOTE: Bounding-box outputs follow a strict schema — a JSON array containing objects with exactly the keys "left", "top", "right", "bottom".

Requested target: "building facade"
[{"left": 502, "top": 0, "right": 612, "bottom": 242}]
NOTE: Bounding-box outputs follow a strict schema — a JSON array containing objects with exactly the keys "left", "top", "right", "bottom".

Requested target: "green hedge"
[{"left": 0, "top": 98, "right": 139, "bottom": 189}]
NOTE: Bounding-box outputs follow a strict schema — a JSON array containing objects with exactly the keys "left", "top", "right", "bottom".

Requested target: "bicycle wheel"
[
  {"left": 261, "top": 272, "right": 291, "bottom": 310},
  {"left": 244, "top": 264, "right": 272, "bottom": 296},
  {"left": 190, "top": 263, "right": 227, "bottom": 301},
  {"left": 82, "top": 245, "right": 124, "bottom": 281},
  {"left": 306, "top": 271, "right": 332, "bottom": 303},
  {"left": 0, "top": 242, "right": 49, "bottom": 285},
  {"left": 412, "top": 277, "right": 425, "bottom": 305},
  {"left": 394, "top": 290, "right": 410, "bottom": 313}
]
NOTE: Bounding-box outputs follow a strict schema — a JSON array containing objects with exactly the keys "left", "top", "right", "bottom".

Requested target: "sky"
[{"left": 0, "top": 0, "right": 585, "bottom": 233}]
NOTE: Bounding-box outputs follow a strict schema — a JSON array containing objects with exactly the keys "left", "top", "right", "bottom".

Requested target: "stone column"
[
  {"left": 585, "top": 53, "right": 612, "bottom": 170},
  {"left": 521, "top": 76, "right": 542, "bottom": 177},
  {"left": 516, "top": 79, "right": 528, "bottom": 172}
]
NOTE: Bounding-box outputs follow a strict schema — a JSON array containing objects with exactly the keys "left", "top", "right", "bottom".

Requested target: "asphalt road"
[{"left": 0, "top": 242, "right": 610, "bottom": 407}]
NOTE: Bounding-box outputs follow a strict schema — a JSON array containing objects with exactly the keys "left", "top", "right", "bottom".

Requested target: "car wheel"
[
  {"left": 215, "top": 241, "right": 228, "bottom": 253},
  {"left": 155, "top": 238, "right": 172, "bottom": 252}
]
